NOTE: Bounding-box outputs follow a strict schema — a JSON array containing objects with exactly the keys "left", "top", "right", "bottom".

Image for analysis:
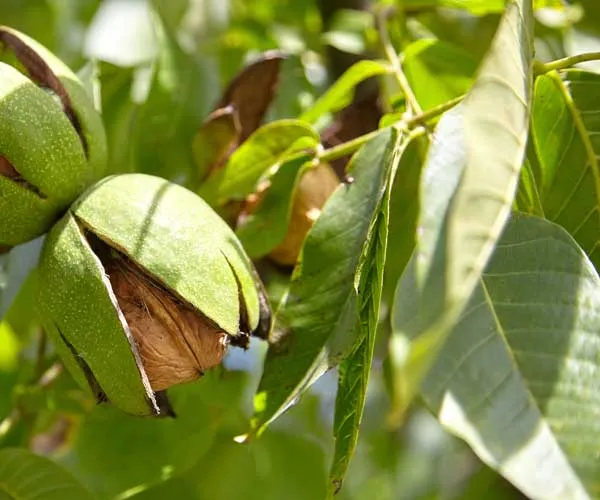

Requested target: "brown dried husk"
[
  {"left": 105, "top": 255, "right": 228, "bottom": 392},
  {"left": 269, "top": 163, "right": 340, "bottom": 266}
]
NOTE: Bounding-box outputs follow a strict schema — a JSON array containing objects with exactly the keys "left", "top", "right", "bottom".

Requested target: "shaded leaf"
[
  {"left": 252, "top": 128, "right": 395, "bottom": 434},
  {"left": 60, "top": 370, "right": 250, "bottom": 499},
  {"left": 417, "top": 214, "right": 594, "bottom": 499},
  {"left": 198, "top": 120, "right": 319, "bottom": 205},
  {"left": 382, "top": 137, "right": 427, "bottom": 304},
  {"left": 0, "top": 448, "right": 94, "bottom": 500},
  {"left": 216, "top": 52, "right": 284, "bottom": 143},
  {"left": 328, "top": 129, "right": 409, "bottom": 496},
  {"left": 126, "top": 428, "right": 328, "bottom": 500},
  {"left": 389, "top": 0, "right": 533, "bottom": 418},
  {"left": 300, "top": 60, "right": 391, "bottom": 124}
]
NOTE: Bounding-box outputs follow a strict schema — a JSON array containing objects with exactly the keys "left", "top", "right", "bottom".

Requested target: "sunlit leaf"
[
  {"left": 198, "top": 120, "right": 319, "bottom": 205},
  {"left": 390, "top": 0, "right": 533, "bottom": 417},
  {"left": 300, "top": 60, "right": 391, "bottom": 124},
  {"left": 403, "top": 39, "right": 477, "bottom": 111},
  {"left": 130, "top": 10, "right": 210, "bottom": 180},
  {"left": 418, "top": 214, "right": 595, "bottom": 498}
]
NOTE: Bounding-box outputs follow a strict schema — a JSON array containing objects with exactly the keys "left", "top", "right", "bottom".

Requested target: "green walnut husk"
[
  {"left": 0, "top": 26, "right": 107, "bottom": 249},
  {"left": 38, "top": 174, "right": 271, "bottom": 417}
]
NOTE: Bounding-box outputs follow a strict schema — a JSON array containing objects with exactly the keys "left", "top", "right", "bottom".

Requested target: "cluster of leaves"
[{"left": 3, "top": 0, "right": 600, "bottom": 499}]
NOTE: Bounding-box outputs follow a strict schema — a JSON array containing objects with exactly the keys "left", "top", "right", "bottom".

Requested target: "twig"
[
  {"left": 316, "top": 93, "right": 464, "bottom": 164},
  {"left": 534, "top": 52, "right": 600, "bottom": 75},
  {"left": 375, "top": 6, "right": 422, "bottom": 117}
]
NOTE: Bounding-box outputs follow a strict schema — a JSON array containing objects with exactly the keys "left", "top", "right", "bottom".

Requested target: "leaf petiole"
[{"left": 535, "top": 52, "right": 600, "bottom": 75}]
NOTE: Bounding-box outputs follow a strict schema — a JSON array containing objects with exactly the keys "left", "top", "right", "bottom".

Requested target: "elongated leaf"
[
  {"left": 328, "top": 130, "right": 408, "bottom": 496},
  {"left": 252, "top": 128, "right": 395, "bottom": 434},
  {"left": 529, "top": 70, "right": 600, "bottom": 269},
  {"left": 198, "top": 120, "right": 319, "bottom": 205},
  {"left": 0, "top": 448, "right": 94, "bottom": 499},
  {"left": 389, "top": 0, "right": 533, "bottom": 418},
  {"left": 235, "top": 155, "right": 309, "bottom": 259},
  {"left": 299, "top": 60, "right": 391, "bottom": 124},
  {"left": 415, "top": 214, "right": 595, "bottom": 499}
]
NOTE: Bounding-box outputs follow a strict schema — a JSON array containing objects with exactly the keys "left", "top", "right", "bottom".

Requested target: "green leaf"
[
  {"left": 252, "top": 128, "right": 396, "bottom": 434},
  {"left": 403, "top": 39, "right": 477, "bottom": 111},
  {"left": 417, "top": 214, "right": 595, "bottom": 498},
  {"left": 96, "top": 62, "right": 137, "bottom": 175},
  {"left": 125, "top": 427, "right": 328, "bottom": 500},
  {"left": 130, "top": 9, "right": 210, "bottom": 180},
  {"left": 198, "top": 120, "right": 319, "bottom": 205},
  {"left": 61, "top": 370, "right": 250, "bottom": 499},
  {"left": 528, "top": 70, "right": 600, "bottom": 269},
  {"left": 389, "top": 0, "right": 534, "bottom": 418},
  {"left": 382, "top": 137, "right": 427, "bottom": 304},
  {"left": 235, "top": 155, "right": 310, "bottom": 259},
  {"left": 0, "top": 448, "right": 94, "bottom": 499},
  {"left": 299, "top": 60, "right": 391, "bottom": 124},
  {"left": 328, "top": 129, "right": 409, "bottom": 496}
]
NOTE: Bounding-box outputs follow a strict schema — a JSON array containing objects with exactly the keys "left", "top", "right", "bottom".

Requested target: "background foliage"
[{"left": 2, "top": 0, "right": 600, "bottom": 499}]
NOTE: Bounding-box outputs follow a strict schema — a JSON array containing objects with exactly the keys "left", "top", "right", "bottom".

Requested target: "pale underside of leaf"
[
  {"left": 421, "top": 214, "right": 596, "bottom": 500},
  {"left": 390, "top": 0, "right": 534, "bottom": 420}
]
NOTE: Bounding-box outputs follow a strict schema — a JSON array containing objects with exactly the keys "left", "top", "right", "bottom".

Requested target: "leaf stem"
[
  {"left": 318, "top": 129, "right": 383, "bottom": 163},
  {"left": 317, "top": 94, "right": 463, "bottom": 164},
  {"left": 405, "top": 94, "right": 464, "bottom": 128},
  {"left": 535, "top": 52, "right": 600, "bottom": 75},
  {"left": 375, "top": 7, "right": 422, "bottom": 117}
]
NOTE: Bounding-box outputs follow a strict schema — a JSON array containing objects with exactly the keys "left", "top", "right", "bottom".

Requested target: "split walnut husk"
[
  {"left": 38, "top": 173, "right": 271, "bottom": 417},
  {"left": 0, "top": 26, "right": 106, "bottom": 248},
  {"left": 105, "top": 251, "right": 229, "bottom": 392}
]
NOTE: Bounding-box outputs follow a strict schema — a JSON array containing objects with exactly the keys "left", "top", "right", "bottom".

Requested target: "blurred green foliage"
[{"left": 1, "top": 0, "right": 599, "bottom": 499}]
